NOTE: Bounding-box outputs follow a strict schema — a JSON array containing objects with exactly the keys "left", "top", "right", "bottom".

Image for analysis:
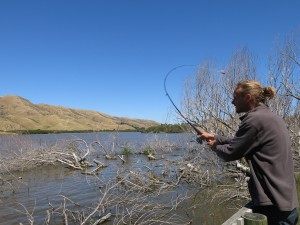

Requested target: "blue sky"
[{"left": 1, "top": 1, "right": 300, "bottom": 123}]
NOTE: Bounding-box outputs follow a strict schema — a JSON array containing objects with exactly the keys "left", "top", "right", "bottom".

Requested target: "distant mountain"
[{"left": 0, "top": 95, "right": 159, "bottom": 133}]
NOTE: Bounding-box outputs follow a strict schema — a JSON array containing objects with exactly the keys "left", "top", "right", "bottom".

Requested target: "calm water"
[{"left": 0, "top": 132, "right": 245, "bottom": 224}]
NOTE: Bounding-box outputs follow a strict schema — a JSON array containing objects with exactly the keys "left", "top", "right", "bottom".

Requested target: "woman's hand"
[
  {"left": 206, "top": 139, "right": 217, "bottom": 151},
  {"left": 197, "top": 131, "right": 217, "bottom": 150},
  {"left": 200, "top": 130, "right": 215, "bottom": 141}
]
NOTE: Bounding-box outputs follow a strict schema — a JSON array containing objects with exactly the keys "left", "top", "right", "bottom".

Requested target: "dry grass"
[{"left": 0, "top": 95, "right": 159, "bottom": 132}]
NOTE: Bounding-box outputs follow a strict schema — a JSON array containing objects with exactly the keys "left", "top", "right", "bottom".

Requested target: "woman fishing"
[{"left": 199, "top": 80, "right": 298, "bottom": 225}]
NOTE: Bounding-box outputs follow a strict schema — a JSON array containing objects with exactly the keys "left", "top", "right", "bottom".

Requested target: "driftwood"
[
  {"left": 117, "top": 155, "right": 126, "bottom": 163},
  {"left": 91, "top": 141, "right": 116, "bottom": 160},
  {"left": 147, "top": 153, "right": 156, "bottom": 160},
  {"left": 92, "top": 213, "right": 112, "bottom": 225},
  {"left": 0, "top": 133, "right": 257, "bottom": 225},
  {"left": 93, "top": 159, "right": 107, "bottom": 167},
  {"left": 57, "top": 139, "right": 95, "bottom": 171},
  {"left": 82, "top": 159, "right": 108, "bottom": 175},
  {"left": 236, "top": 161, "right": 250, "bottom": 174}
]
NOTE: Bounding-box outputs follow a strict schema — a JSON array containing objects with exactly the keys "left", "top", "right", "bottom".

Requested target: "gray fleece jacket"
[{"left": 214, "top": 105, "right": 298, "bottom": 211}]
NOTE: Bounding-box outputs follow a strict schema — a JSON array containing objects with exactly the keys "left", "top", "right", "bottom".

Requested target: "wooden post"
[
  {"left": 243, "top": 212, "right": 267, "bottom": 225},
  {"left": 294, "top": 172, "right": 300, "bottom": 225}
]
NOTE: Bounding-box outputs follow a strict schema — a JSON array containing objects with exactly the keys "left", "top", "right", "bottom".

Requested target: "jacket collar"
[{"left": 239, "top": 104, "right": 268, "bottom": 121}]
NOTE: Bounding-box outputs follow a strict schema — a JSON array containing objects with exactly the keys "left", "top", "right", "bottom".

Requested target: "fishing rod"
[{"left": 163, "top": 65, "right": 204, "bottom": 137}]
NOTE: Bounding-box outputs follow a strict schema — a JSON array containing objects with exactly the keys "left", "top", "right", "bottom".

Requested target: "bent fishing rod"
[{"left": 163, "top": 65, "right": 203, "bottom": 136}]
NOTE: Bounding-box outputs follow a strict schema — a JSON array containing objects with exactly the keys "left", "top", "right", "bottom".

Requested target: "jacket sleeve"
[
  {"left": 215, "top": 135, "right": 232, "bottom": 144},
  {"left": 214, "top": 120, "right": 258, "bottom": 161}
]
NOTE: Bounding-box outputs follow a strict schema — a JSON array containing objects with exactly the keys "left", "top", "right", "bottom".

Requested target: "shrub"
[
  {"left": 121, "top": 147, "right": 133, "bottom": 155},
  {"left": 142, "top": 146, "right": 152, "bottom": 155}
]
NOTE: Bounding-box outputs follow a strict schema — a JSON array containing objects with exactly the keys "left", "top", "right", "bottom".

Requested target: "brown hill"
[{"left": 0, "top": 95, "right": 159, "bottom": 132}]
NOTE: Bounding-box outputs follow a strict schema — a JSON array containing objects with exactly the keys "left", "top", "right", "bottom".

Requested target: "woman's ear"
[{"left": 245, "top": 94, "right": 252, "bottom": 102}]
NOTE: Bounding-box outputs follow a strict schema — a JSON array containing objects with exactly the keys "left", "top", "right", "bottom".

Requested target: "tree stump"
[{"left": 243, "top": 212, "right": 267, "bottom": 225}]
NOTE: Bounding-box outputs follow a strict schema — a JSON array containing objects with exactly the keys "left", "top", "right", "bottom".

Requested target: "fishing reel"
[{"left": 196, "top": 136, "right": 203, "bottom": 144}]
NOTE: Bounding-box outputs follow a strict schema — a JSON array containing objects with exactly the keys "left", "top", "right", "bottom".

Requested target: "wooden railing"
[{"left": 222, "top": 172, "right": 300, "bottom": 225}]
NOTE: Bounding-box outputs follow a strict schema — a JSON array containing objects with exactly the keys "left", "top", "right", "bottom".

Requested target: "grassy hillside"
[{"left": 0, "top": 95, "right": 159, "bottom": 133}]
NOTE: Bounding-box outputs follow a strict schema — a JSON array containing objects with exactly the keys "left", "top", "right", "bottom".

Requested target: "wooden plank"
[
  {"left": 222, "top": 206, "right": 252, "bottom": 225},
  {"left": 237, "top": 217, "right": 244, "bottom": 225}
]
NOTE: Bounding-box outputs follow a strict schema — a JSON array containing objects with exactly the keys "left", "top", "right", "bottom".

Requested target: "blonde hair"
[{"left": 237, "top": 80, "right": 276, "bottom": 106}]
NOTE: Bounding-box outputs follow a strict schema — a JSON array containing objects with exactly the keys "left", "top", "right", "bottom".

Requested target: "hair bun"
[{"left": 263, "top": 86, "right": 276, "bottom": 99}]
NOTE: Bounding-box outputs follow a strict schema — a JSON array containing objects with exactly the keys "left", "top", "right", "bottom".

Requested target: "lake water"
[{"left": 0, "top": 132, "right": 246, "bottom": 224}]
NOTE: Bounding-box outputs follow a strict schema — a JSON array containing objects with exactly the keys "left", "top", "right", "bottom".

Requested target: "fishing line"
[
  {"left": 164, "top": 65, "right": 226, "bottom": 142},
  {"left": 163, "top": 65, "right": 203, "bottom": 136}
]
